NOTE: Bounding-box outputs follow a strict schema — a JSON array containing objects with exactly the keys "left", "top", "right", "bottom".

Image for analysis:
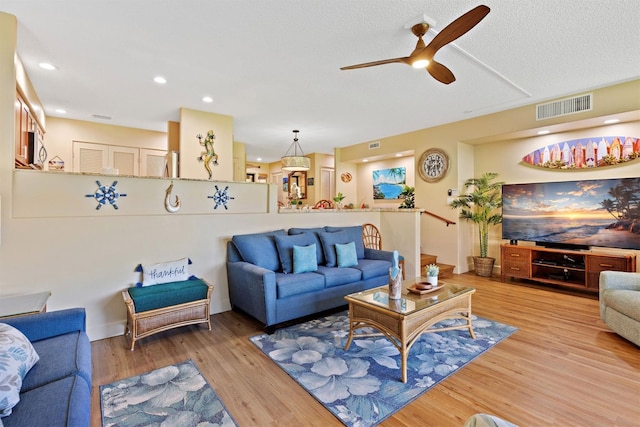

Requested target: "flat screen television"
[{"left": 502, "top": 178, "right": 640, "bottom": 250}]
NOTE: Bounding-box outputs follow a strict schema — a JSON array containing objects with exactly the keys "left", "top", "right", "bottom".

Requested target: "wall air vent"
[
  {"left": 369, "top": 141, "right": 380, "bottom": 149},
  {"left": 536, "top": 93, "right": 592, "bottom": 120}
]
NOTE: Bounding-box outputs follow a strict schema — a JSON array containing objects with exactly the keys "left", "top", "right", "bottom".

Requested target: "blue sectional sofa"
[
  {"left": 1, "top": 308, "right": 91, "bottom": 427},
  {"left": 227, "top": 225, "right": 394, "bottom": 329}
]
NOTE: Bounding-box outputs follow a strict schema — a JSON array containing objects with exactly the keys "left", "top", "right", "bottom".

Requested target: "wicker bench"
[{"left": 122, "top": 278, "right": 213, "bottom": 350}]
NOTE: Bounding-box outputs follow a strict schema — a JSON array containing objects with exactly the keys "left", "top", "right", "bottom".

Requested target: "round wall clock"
[{"left": 418, "top": 148, "right": 449, "bottom": 182}]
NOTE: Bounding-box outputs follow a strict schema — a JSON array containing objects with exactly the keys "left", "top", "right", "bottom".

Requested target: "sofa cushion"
[
  {"left": 318, "top": 230, "right": 355, "bottom": 267},
  {"left": 232, "top": 229, "right": 286, "bottom": 271},
  {"left": 3, "top": 375, "right": 90, "bottom": 427},
  {"left": 23, "top": 331, "right": 92, "bottom": 392},
  {"left": 325, "top": 225, "right": 365, "bottom": 259},
  {"left": 603, "top": 289, "right": 640, "bottom": 320},
  {"left": 353, "top": 258, "right": 393, "bottom": 280},
  {"left": 127, "top": 278, "right": 209, "bottom": 313},
  {"left": 288, "top": 227, "right": 327, "bottom": 265},
  {"left": 0, "top": 324, "right": 40, "bottom": 418},
  {"left": 274, "top": 233, "right": 318, "bottom": 274},
  {"left": 293, "top": 244, "right": 318, "bottom": 274},
  {"left": 276, "top": 272, "right": 325, "bottom": 298},
  {"left": 317, "top": 266, "right": 362, "bottom": 288},
  {"left": 336, "top": 242, "right": 358, "bottom": 267}
]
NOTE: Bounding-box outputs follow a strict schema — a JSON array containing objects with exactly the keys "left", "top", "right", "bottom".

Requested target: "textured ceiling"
[{"left": 2, "top": 0, "right": 639, "bottom": 163}]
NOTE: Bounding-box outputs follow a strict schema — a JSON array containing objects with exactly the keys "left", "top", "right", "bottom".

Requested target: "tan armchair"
[{"left": 599, "top": 271, "right": 640, "bottom": 346}]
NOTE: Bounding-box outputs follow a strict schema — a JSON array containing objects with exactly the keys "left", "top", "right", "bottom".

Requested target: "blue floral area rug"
[
  {"left": 250, "top": 311, "right": 517, "bottom": 427},
  {"left": 100, "top": 359, "right": 237, "bottom": 427}
]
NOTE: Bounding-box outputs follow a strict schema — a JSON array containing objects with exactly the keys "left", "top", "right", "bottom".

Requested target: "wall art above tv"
[
  {"left": 522, "top": 136, "right": 640, "bottom": 170},
  {"left": 502, "top": 178, "right": 640, "bottom": 250}
]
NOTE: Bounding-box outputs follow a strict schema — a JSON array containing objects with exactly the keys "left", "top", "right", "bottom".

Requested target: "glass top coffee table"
[{"left": 344, "top": 279, "right": 475, "bottom": 383}]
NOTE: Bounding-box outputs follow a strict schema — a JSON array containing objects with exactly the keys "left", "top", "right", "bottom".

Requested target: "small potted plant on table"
[{"left": 425, "top": 264, "right": 439, "bottom": 286}]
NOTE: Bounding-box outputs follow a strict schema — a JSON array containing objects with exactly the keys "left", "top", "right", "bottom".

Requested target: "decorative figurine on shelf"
[
  {"left": 196, "top": 130, "right": 219, "bottom": 179},
  {"left": 291, "top": 182, "right": 302, "bottom": 200},
  {"left": 389, "top": 250, "right": 402, "bottom": 299},
  {"left": 333, "top": 192, "right": 345, "bottom": 209},
  {"left": 425, "top": 263, "right": 440, "bottom": 287}
]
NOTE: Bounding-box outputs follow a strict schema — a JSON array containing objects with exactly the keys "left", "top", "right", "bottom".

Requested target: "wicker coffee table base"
[{"left": 344, "top": 290, "right": 475, "bottom": 383}]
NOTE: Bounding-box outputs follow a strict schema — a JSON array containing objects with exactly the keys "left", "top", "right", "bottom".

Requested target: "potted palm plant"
[{"left": 449, "top": 172, "right": 504, "bottom": 277}]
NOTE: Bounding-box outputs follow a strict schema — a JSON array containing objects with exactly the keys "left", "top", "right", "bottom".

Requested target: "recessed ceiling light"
[
  {"left": 256, "top": 158, "right": 262, "bottom": 162},
  {"left": 604, "top": 119, "right": 620, "bottom": 124},
  {"left": 153, "top": 76, "right": 167, "bottom": 84},
  {"left": 55, "top": 108, "right": 66, "bottom": 114},
  {"left": 202, "top": 96, "right": 213, "bottom": 103},
  {"left": 362, "top": 159, "right": 368, "bottom": 163},
  {"left": 39, "top": 62, "right": 58, "bottom": 71},
  {"left": 395, "top": 153, "right": 402, "bottom": 157},
  {"left": 537, "top": 130, "right": 550, "bottom": 135}
]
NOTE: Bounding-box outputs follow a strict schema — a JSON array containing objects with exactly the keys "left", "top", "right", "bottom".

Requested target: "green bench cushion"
[{"left": 128, "top": 278, "right": 209, "bottom": 313}]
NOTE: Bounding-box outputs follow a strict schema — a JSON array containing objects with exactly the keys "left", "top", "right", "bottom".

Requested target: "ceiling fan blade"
[
  {"left": 340, "top": 57, "right": 409, "bottom": 70},
  {"left": 426, "top": 60, "right": 456, "bottom": 84},
  {"left": 427, "top": 5, "right": 490, "bottom": 55}
]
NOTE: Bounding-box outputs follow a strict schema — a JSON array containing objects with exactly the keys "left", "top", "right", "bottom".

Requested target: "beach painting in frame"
[{"left": 373, "top": 167, "right": 406, "bottom": 199}]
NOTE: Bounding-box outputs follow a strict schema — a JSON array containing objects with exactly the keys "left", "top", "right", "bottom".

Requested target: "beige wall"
[
  {"left": 339, "top": 80, "right": 640, "bottom": 272},
  {"left": 179, "top": 107, "right": 233, "bottom": 180}
]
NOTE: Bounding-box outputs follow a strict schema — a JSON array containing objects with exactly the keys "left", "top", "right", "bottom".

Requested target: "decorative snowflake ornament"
[
  {"left": 85, "top": 180, "right": 127, "bottom": 210},
  {"left": 207, "top": 185, "right": 234, "bottom": 210}
]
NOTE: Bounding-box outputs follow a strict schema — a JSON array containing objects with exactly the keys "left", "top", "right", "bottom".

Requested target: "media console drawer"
[{"left": 587, "top": 256, "right": 628, "bottom": 273}]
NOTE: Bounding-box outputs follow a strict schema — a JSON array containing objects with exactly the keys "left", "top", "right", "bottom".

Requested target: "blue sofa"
[
  {"left": 1, "top": 308, "right": 91, "bottom": 427},
  {"left": 227, "top": 225, "right": 394, "bottom": 329}
]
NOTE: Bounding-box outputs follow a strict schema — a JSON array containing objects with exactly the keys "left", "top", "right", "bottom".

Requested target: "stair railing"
[{"left": 420, "top": 210, "right": 456, "bottom": 227}]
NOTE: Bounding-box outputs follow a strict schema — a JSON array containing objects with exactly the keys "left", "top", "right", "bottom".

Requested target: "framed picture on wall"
[
  {"left": 283, "top": 177, "right": 288, "bottom": 192},
  {"left": 372, "top": 167, "right": 406, "bottom": 199}
]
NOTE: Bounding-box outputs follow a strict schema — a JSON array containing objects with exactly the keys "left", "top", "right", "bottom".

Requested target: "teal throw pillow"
[
  {"left": 293, "top": 244, "right": 318, "bottom": 274},
  {"left": 336, "top": 241, "right": 358, "bottom": 268}
]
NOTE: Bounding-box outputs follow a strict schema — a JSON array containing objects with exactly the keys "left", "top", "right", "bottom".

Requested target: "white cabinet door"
[
  {"left": 73, "top": 142, "right": 165, "bottom": 177},
  {"left": 141, "top": 149, "right": 167, "bottom": 177},
  {"left": 109, "top": 146, "right": 139, "bottom": 176},
  {"left": 73, "top": 141, "right": 108, "bottom": 173}
]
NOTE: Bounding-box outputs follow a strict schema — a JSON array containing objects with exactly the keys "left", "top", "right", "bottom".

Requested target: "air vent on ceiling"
[
  {"left": 92, "top": 114, "right": 112, "bottom": 120},
  {"left": 369, "top": 141, "right": 380, "bottom": 149},
  {"left": 536, "top": 93, "right": 592, "bottom": 120}
]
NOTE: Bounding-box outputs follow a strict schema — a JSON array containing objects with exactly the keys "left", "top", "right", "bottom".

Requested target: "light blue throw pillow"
[
  {"left": 336, "top": 241, "right": 358, "bottom": 267},
  {"left": 293, "top": 244, "right": 318, "bottom": 274},
  {"left": 0, "top": 323, "right": 40, "bottom": 418}
]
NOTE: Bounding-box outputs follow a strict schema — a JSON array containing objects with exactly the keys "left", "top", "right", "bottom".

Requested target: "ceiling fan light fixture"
[
  {"left": 412, "top": 59, "right": 429, "bottom": 69},
  {"left": 281, "top": 129, "right": 310, "bottom": 171}
]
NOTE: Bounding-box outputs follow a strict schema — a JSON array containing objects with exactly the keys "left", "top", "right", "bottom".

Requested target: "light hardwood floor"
[{"left": 91, "top": 273, "right": 640, "bottom": 426}]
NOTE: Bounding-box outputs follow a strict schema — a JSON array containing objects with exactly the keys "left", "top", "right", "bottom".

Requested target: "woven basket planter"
[{"left": 473, "top": 256, "right": 495, "bottom": 277}]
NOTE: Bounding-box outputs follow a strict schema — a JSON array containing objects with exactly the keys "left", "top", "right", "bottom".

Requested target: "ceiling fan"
[{"left": 340, "top": 5, "right": 490, "bottom": 84}]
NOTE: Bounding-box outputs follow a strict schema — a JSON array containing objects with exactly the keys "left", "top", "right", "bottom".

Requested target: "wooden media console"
[{"left": 501, "top": 244, "right": 636, "bottom": 292}]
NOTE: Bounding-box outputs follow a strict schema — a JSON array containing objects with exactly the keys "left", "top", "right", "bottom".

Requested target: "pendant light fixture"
[{"left": 281, "top": 129, "right": 310, "bottom": 171}]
